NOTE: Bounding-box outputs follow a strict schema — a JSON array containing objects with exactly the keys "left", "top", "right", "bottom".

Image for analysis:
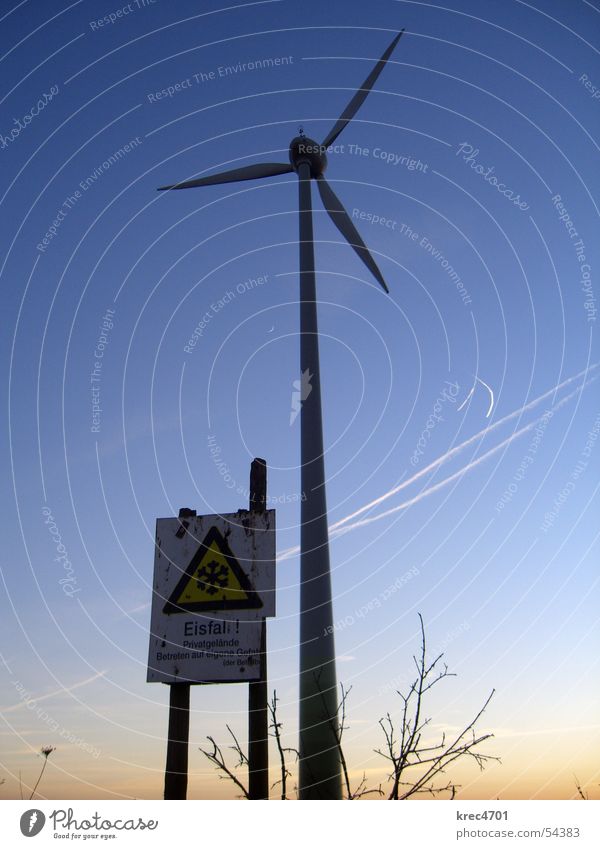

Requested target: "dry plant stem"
[
  {"left": 268, "top": 691, "right": 298, "bottom": 800},
  {"left": 199, "top": 727, "right": 250, "bottom": 799},
  {"left": 316, "top": 677, "right": 383, "bottom": 799},
  {"left": 374, "top": 614, "right": 498, "bottom": 800},
  {"left": 201, "top": 692, "right": 300, "bottom": 800},
  {"left": 29, "top": 746, "right": 55, "bottom": 801}
]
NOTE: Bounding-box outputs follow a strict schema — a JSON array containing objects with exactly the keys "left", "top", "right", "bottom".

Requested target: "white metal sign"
[{"left": 147, "top": 510, "right": 275, "bottom": 683}]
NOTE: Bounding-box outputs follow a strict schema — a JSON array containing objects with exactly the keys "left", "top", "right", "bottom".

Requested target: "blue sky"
[{"left": 1, "top": 0, "right": 599, "bottom": 799}]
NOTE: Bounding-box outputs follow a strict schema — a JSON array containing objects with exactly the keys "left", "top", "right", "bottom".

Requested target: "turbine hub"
[{"left": 289, "top": 136, "right": 328, "bottom": 177}]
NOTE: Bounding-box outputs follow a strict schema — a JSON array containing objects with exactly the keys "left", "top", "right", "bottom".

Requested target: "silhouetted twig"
[
  {"left": 268, "top": 691, "right": 298, "bottom": 799},
  {"left": 314, "top": 677, "right": 383, "bottom": 799},
  {"left": 29, "top": 747, "right": 55, "bottom": 801},
  {"left": 199, "top": 728, "right": 249, "bottom": 799},
  {"left": 375, "top": 615, "right": 498, "bottom": 799}
]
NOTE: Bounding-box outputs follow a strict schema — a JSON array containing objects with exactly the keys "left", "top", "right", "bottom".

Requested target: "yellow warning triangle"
[{"left": 163, "top": 526, "right": 262, "bottom": 613}]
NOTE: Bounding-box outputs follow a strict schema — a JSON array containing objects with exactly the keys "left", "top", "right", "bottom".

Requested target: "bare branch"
[
  {"left": 314, "top": 678, "right": 383, "bottom": 799},
  {"left": 336, "top": 683, "right": 353, "bottom": 799},
  {"left": 268, "top": 690, "right": 298, "bottom": 800},
  {"left": 351, "top": 772, "right": 384, "bottom": 799},
  {"left": 374, "top": 615, "right": 497, "bottom": 800},
  {"left": 225, "top": 725, "right": 249, "bottom": 768},
  {"left": 199, "top": 735, "right": 249, "bottom": 799}
]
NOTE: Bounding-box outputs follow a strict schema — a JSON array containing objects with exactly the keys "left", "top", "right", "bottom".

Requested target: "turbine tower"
[{"left": 157, "top": 29, "right": 405, "bottom": 798}]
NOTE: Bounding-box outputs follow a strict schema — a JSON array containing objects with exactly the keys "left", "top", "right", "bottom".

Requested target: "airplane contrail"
[
  {"left": 277, "top": 365, "right": 598, "bottom": 560},
  {"left": 330, "top": 363, "right": 598, "bottom": 531},
  {"left": 327, "top": 373, "right": 599, "bottom": 537},
  {"left": 2, "top": 670, "right": 108, "bottom": 714}
]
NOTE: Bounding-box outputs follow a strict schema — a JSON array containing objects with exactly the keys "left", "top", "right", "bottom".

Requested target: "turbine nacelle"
[
  {"left": 289, "top": 136, "right": 328, "bottom": 177},
  {"left": 158, "top": 28, "right": 406, "bottom": 296}
]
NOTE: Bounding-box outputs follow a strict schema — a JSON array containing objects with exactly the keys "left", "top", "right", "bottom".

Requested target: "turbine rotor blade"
[
  {"left": 321, "top": 29, "right": 405, "bottom": 150},
  {"left": 316, "top": 176, "right": 389, "bottom": 293},
  {"left": 158, "top": 161, "right": 293, "bottom": 190}
]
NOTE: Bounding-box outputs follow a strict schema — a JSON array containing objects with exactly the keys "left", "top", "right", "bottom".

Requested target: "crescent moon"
[
  {"left": 457, "top": 376, "right": 494, "bottom": 418},
  {"left": 476, "top": 376, "right": 495, "bottom": 418}
]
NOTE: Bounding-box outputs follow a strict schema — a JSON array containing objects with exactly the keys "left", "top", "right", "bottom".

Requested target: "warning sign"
[
  {"left": 163, "top": 526, "right": 262, "bottom": 613},
  {"left": 147, "top": 510, "right": 275, "bottom": 684},
  {"left": 147, "top": 615, "right": 264, "bottom": 683}
]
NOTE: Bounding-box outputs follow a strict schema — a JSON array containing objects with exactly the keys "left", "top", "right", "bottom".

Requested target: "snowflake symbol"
[{"left": 196, "top": 560, "right": 229, "bottom": 595}]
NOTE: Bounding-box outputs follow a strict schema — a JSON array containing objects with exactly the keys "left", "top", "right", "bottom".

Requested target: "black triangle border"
[{"left": 163, "top": 525, "right": 263, "bottom": 614}]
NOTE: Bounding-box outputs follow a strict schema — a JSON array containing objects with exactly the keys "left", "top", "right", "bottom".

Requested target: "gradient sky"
[{"left": 1, "top": 0, "right": 599, "bottom": 801}]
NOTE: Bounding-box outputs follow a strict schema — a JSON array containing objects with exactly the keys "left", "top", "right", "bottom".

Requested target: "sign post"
[
  {"left": 163, "top": 508, "right": 196, "bottom": 800},
  {"left": 147, "top": 468, "right": 276, "bottom": 799},
  {"left": 164, "top": 678, "right": 190, "bottom": 797}
]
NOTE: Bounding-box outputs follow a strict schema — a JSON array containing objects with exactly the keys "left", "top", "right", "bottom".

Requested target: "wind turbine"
[{"left": 157, "top": 29, "right": 405, "bottom": 799}]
